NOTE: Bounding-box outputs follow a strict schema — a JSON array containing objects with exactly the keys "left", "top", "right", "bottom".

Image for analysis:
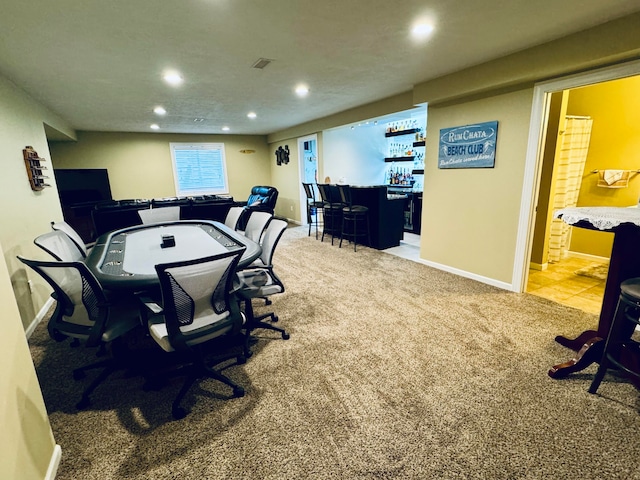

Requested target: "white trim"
[
  {"left": 567, "top": 251, "right": 609, "bottom": 263},
  {"left": 45, "top": 444, "right": 62, "bottom": 480},
  {"left": 25, "top": 297, "right": 55, "bottom": 339},
  {"left": 419, "top": 259, "right": 514, "bottom": 292},
  {"left": 297, "top": 134, "right": 318, "bottom": 226},
  {"left": 513, "top": 59, "right": 640, "bottom": 293}
]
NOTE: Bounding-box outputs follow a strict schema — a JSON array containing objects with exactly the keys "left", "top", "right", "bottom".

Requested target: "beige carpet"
[{"left": 29, "top": 227, "right": 640, "bottom": 479}]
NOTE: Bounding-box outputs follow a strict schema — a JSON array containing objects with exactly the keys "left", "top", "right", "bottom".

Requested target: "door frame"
[
  {"left": 513, "top": 59, "right": 640, "bottom": 292},
  {"left": 297, "top": 133, "right": 318, "bottom": 226}
]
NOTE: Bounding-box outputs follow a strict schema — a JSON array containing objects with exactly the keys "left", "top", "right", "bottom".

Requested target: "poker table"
[{"left": 85, "top": 220, "right": 261, "bottom": 291}]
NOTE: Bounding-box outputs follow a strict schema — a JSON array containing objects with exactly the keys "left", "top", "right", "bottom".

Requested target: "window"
[{"left": 170, "top": 143, "right": 229, "bottom": 196}]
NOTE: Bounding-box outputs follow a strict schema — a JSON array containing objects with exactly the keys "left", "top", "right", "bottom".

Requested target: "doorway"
[
  {"left": 516, "top": 60, "right": 640, "bottom": 312},
  {"left": 298, "top": 134, "right": 318, "bottom": 227}
]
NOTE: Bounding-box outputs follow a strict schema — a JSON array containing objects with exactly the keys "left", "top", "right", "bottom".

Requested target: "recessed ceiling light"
[
  {"left": 295, "top": 85, "right": 310, "bottom": 97},
  {"left": 150, "top": 124, "right": 160, "bottom": 130},
  {"left": 163, "top": 70, "right": 183, "bottom": 86},
  {"left": 222, "top": 126, "right": 230, "bottom": 131},
  {"left": 153, "top": 106, "right": 167, "bottom": 115},
  {"left": 193, "top": 118, "right": 204, "bottom": 122},
  {"left": 411, "top": 21, "right": 434, "bottom": 40},
  {"left": 247, "top": 112, "right": 257, "bottom": 119}
]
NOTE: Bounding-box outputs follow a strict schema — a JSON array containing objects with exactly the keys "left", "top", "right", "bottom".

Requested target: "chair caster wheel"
[
  {"left": 265, "top": 299, "right": 272, "bottom": 306},
  {"left": 282, "top": 332, "right": 290, "bottom": 340},
  {"left": 272, "top": 315, "right": 279, "bottom": 323},
  {"left": 73, "top": 370, "right": 86, "bottom": 381},
  {"left": 76, "top": 397, "right": 90, "bottom": 410},
  {"left": 233, "top": 387, "right": 245, "bottom": 398},
  {"left": 172, "top": 407, "right": 187, "bottom": 420}
]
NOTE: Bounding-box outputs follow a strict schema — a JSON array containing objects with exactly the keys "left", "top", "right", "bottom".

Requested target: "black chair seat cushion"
[
  {"left": 343, "top": 205, "right": 368, "bottom": 214},
  {"left": 621, "top": 278, "right": 640, "bottom": 302}
]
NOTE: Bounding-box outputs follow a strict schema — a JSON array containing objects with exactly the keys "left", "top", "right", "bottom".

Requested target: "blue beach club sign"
[{"left": 438, "top": 121, "right": 498, "bottom": 169}]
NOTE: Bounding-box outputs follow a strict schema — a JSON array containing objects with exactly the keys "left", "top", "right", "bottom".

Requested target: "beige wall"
[
  {"left": 0, "top": 246, "right": 56, "bottom": 479},
  {"left": 0, "top": 75, "right": 64, "bottom": 479},
  {"left": 49, "top": 131, "right": 271, "bottom": 202},
  {"left": 421, "top": 89, "right": 534, "bottom": 283},
  {"left": 568, "top": 75, "right": 640, "bottom": 258},
  {"left": 0, "top": 74, "right": 75, "bottom": 327},
  {"left": 269, "top": 139, "right": 302, "bottom": 221}
]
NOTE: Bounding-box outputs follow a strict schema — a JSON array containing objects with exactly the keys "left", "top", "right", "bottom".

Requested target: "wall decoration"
[
  {"left": 23, "top": 146, "right": 51, "bottom": 190},
  {"left": 437, "top": 121, "right": 498, "bottom": 169},
  {"left": 276, "top": 145, "right": 290, "bottom": 165}
]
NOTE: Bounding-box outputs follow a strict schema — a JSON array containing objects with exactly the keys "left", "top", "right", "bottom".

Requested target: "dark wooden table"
[{"left": 548, "top": 207, "right": 640, "bottom": 378}]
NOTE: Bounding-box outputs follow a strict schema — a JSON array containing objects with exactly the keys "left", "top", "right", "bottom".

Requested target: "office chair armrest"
[{"left": 138, "top": 295, "right": 164, "bottom": 315}]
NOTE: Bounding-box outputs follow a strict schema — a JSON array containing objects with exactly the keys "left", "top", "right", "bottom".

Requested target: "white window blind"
[{"left": 170, "top": 143, "right": 229, "bottom": 196}]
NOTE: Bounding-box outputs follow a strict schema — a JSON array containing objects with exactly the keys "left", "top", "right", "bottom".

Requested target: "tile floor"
[{"left": 526, "top": 257, "right": 606, "bottom": 315}]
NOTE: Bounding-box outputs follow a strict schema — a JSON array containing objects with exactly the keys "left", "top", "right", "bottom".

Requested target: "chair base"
[
  {"left": 73, "top": 338, "right": 130, "bottom": 410},
  {"left": 143, "top": 347, "right": 246, "bottom": 420},
  {"left": 243, "top": 299, "right": 290, "bottom": 341}
]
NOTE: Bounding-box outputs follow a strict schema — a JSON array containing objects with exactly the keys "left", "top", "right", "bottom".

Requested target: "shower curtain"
[{"left": 548, "top": 116, "right": 593, "bottom": 263}]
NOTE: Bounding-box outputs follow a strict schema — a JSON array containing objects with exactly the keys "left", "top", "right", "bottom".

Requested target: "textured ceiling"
[{"left": 1, "top": 0, "right": 639, "bottom": 135}]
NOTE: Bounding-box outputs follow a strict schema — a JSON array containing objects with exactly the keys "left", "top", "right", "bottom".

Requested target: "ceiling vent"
[{"left": 251, "top": 58, "right": 273, "bottom": 69}]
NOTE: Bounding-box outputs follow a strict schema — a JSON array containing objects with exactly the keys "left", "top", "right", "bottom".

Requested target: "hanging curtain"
[{"left": 548, "top": 116, "right": 593, "bottom": 263}]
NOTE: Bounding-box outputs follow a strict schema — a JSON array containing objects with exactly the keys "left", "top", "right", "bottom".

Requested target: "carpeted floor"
[{"left": 29, "top": 227, "right": 640, "bottom": 479}]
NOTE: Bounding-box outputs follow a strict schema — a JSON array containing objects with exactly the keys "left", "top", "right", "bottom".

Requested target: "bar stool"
[
  {"left": 589, "top": 277, "right": 640, "bottom": 394},
  {"left": 302, "top": 182, "right": 324, "bottom": 239},
  {"left": 317, "top": 183, "right": 343, "bottom": 244},
  {"left": 337, "top": 184, "right": 370, "bottom": 252}
]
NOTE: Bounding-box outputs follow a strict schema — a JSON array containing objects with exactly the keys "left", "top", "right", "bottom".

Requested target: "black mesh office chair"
[
  {"left": 242, "top": 211, "right": 272, "bottom": 243},
  {"left": 51, "top": 220, "right": 89, "bottom": 258},
  {"left": 34, "top": 230, "right": 85, "bottom": 262},
  {"left": 224, "top": 206, "right": 245, "bottom": 230},
  {"left": 237, "top": 218, "right": 289, "bottom": 341},
  {"left": 17, "top": 255, "right": 141, "bottom": 409},
  {"left": 140, "top": 249, "right": 247, "bottom": 419}
]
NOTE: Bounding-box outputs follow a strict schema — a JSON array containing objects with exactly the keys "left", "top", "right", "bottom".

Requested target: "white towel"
[{"left": 598, "top": 170, "right": 630, "bottom": 188}]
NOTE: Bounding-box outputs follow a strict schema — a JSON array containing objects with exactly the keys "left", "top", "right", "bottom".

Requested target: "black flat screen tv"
[{"left": 54, "top": 168, "right": 113, "bottom": 206}]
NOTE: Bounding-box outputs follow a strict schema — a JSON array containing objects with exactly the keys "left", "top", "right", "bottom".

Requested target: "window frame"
[{"left": 169, "top": 142, "right": 230, "bottom": 197}]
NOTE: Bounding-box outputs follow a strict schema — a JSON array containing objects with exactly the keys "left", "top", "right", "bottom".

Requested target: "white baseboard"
[
  {"left": 45, "top": 444, "right": 62, "bottom": 480},
  {"left": 25, "top": 297, "right": 54, "bottom": 339},
  {"left": 416, "top": 259, "right": 515, "bottom": 292},
  {"left": 567, "top": 251, "right": 609, "bottom": 263},
  {"left": 529, "top": 262, "right": 548, "bottom": 271}
]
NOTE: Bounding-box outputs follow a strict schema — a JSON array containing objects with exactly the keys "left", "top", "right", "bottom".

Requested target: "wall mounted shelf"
[
  {"left": 385, "top": 128, "right": 418, "bottom": 138},
  {"left": 384, "top": 156, "right": 415, "bottom": 162},
  {"left": 23, "top": 146, "right": 50, "bottom": 191}
]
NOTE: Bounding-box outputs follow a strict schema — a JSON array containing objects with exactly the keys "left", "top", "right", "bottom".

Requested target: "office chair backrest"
[
  {"left": 154, "top": 249, "right": 245, "bottom": 352},
  {"left": 138, "top": 206, "right": 181, "bottom": 224},
  {"left": 258, "top": 218, "right": 288, "bottom": 267},
  {"left": 34, "top": 230, "right": 85, "bottom": 262},
  {"left": 224, "top": 206, "right": 245, "bottom": 230},
  {"left": 17, "top": 255, "right": 109, "bottom": 347},
  {"left": 246, "top": 186, "right": 279, "bottom": 212},
  {"left": 243, "top": 211, "right": 272, "bottom": 243},
  {"left": 51, "top": 220, "right": 87, "bottom": 257}
]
